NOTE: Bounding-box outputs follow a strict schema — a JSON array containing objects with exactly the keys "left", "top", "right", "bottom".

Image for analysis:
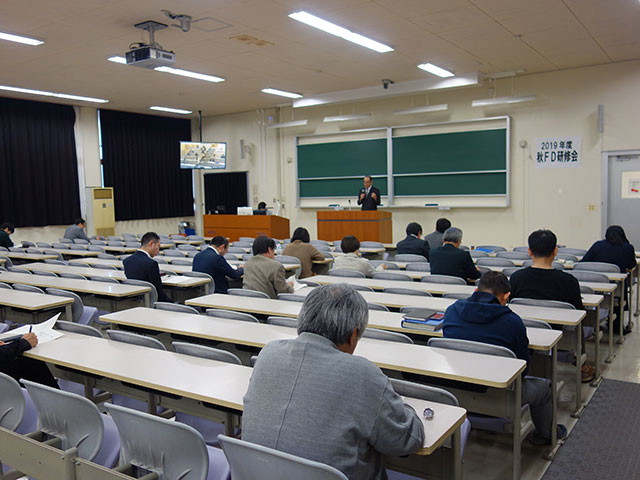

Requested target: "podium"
[
  {"left": 203, "top": 215, "right": 290, "bottom": 242},
  {"left": 316, "top": 210, "right": 392, "bottom": 243}
]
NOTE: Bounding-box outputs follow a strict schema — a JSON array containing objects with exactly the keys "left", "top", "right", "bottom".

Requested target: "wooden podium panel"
[
  {"left": 317, "top": 211, "right": 392, "bottom": 243},
  {"left": 203, "top": 215, "right": 290, "bottom": 242}
]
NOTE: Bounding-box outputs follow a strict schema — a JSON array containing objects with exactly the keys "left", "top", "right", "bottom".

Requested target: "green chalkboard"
[
  {"left": 297, "top": 139, "right": 387, "bottom": 180},
  {"left": 299, "top": 177, "right": 388, "bottom": 198},
  {"left": 394, "top": 173, "right": 506, "bottom": 196}
]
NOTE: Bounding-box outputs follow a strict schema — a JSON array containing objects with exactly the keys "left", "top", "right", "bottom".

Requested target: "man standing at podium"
[{"left": 357, "top": 175, "right": 381, "bottom": 211}]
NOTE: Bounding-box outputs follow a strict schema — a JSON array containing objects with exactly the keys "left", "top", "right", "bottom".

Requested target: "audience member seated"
[
  {"left": 243, "top": 284, "right": 424, "bottom": 478},
  {"left": 442, "top": 271, "right": 567, "bottom": 445},
  {"left": 429, "top": 227, "right": 481, "bottom": 282},
  {"left": 396, "top": 222, "right": 430, "bottom": 260},
  {"left": 0, "top": 222, "right": 14, "bottom": 248},
  {"left": 582, "top": 225, "right": 636, "bottom": 273},
  {"left": 1, "top": 332, "right": 59, "bottom": 388},
  {"left": 425, "top": 217, "right": 451, "bottom": 250},
  {"left": 253, "top": 201, "right": 269, "bottom": 215},
  {"left": 333, "top": 235, "right": 385, "bottom": 278},
  {"left": 63, "top": 217, "right": 90, "bottom": 242},
  {"left": 282, "top": 227, "right": 324, "bottom": 279},
  {"left": 123, "top": 231, "right": 172, "bottom": 303},
  {"left": 510, "top": 229, "right": 594, "bottom": 381},
  {"left": 192, "top": 236, "right": 243, "bottom": 294},
  {"left": 243, "top": 236, "right": 293, "bottom": 299}
]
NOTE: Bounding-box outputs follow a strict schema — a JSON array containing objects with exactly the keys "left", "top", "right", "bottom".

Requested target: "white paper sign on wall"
[
  {"left": 621, "top": 171, "right": 640, "bottom": 199},
  {"left": 534, "top": 137, "right": 582, "bottom": 168}
]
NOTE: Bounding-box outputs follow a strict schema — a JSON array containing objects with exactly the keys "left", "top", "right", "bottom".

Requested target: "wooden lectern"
[
  {"left": 316, "top": 210, "right": 392, "bottom": 243},
  {"left": 203, "top": 215, "right": 290, "bottom": 242}
]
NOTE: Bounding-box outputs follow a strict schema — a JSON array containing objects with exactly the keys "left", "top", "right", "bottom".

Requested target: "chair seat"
[
  {"left": 206, "top": 445, "right": 231, "bottom": 480},
  {"left": 176, "top": 412, "right": 239, "bottom": 446},
  {"left": 79, "top": 305, "right": 99, "bottom": 325},
  {"left": 94, "top": 413, "right": 121, "bottom": 468}
]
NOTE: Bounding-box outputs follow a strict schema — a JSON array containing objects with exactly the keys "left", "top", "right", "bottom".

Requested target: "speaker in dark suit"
[
  {"left": 357, "top": 176, "right": 381, "bottom": 211},
  {"left": 123, "top": 249, "right": 173, "bottom": 303},
  {"left": 192, "top": 244, "right": 243, "bottom": 294}
]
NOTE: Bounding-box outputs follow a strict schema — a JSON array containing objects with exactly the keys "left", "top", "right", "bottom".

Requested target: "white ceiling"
[{"left": 1, "top": 0, "right": 639, "bottom": 116}]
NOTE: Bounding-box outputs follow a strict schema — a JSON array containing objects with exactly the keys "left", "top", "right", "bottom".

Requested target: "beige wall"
[{"left": 197, "top": 59, "right": 640, "bottom": 249}]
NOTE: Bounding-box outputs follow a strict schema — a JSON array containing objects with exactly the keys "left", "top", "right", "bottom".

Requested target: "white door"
[{"left": 604, "top": 151, "right": 640, "bottom": 248}]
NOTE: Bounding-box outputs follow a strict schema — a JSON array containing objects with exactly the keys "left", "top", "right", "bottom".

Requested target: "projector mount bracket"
[{"left": 133, "top": 20, "right": 168, "bottom": 50}]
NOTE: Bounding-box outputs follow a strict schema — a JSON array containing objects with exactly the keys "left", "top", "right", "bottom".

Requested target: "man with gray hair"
[
  {"left": 429, "top": 226, "right": 481, "bottom": 281},
  {"left": 242, "top": 284, "right": 424, "bottom": 479}
]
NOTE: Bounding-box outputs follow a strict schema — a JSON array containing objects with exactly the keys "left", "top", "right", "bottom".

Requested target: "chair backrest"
[
  {"left": 23, "top": 379, "right": 104, "bottom": 461},
  {"left": 475, "top": 245, "right": 507, "bottom": 252},
  {"left": 469, "top": 250, "right": 489, "bottom": 258},
  {"left": 558, "top": 247, "right": 587, "bottom": 256},
  {"left": 206, "top": 308, "right": 260, "bottom": 323},
  {"left": 14, "top": 284, "right": 45, "bottom": 294},
  {"left": 44, "top": 258, "right": 66, "bottom": 265},
  {"left": 90, "top": 276, "right": 120, "bottom": 283},
  {"left": 8, "top": 247, "right": 23, "bottom": 252},
  {"left": 227, "top": 247, "right": 246, "bottom": 254},
  {"left": 360, "top": 241, "right": 384, "bottom": 249},
  {"left": 73, "top": 239, "right": 89, "bottom": 245},
  {"left": 183, "top": 271, "right": 215, "bottom": 291},
  {"left": 394, "top": 254, "right": 427, "bottom": 263},
  {"left": 275, "top": 255, "right": 301, "bottom": 266},
  {"left": 124, "top": 242, "right": 140, "bottom": 248},
  {"left": 155, "top": 302, "right": 200, "bottom": 315},
  {"left": 154, "top": 257, "right": 168, "bottom": 264},
  {"left": 95, "top": 264, "right": 117, "bottom": 270},
  {"left": 106, "top": 330, "right": 166, "bottom": 350},
  {"left": 372, "top": 272, "right": 413, "bottom": 282},
  {"left": 313, "top": 244, "right": 332, "bottom": 252},
  {"left": 172, "top": 341, "right": 242, "bottom": 365},
  {"left": 522, "top": 260, "right": 565, "bottom": 270},
  {"left": 310, "top": 240, "right": 330, "bottom": 246},
  {"left": 512, "top": 246, "right": 529, "bottom": 253},
  {"left": 442, "top": 292, "right": 471, "bottom": 300},
  {"left": 510, "top": 298, "right": 576, "bottom": 309},
  {"left": 97, "top": 253, "right": 117, "bottom": 260},
  {"left": 122, "top": 279, "right": 157, "bottom": 305},
  {"left": 0, "top": 255, "right": 12, "bottom": 268},
  {"left": 59, "top": 238, "right": 73, "bottom": 243},
  {"left": 574, "top": 261, "right": 620, "bottom": 273},
  {"left": 26, "top": 247, "right": 43, "bottom": 254},
  {"left": 32, "top": 270, "right": 58, "bottom": 277},
  {"left": 495, "top": 251, "right": 530, "bottom": 260},
  {"left": 35, "top": 242, "right": 51, "bottom": 248},
  {"left": 328, "top": 269, "right": 366, "bottom": 278},
  {"left": 88, "top": 246, "right": 106, "bottom": 252},
  {"left": 107, "top": 241, "right": 124, "bottom": 246},
  {"left": 170, "top": 258, "right": 193, "bottom": 266},
  {"left": 555, "top": 253, "right": 579, "bottom": 262},
  {"left": 218, "top": 434, "right": 348, "bottom": 480},
  {"left": 267, "top": 316, "right": 298, "bottom": 328},
  {"left": 383, "top": 287, "right": 432, "bottom": 297},
  {"left": 0, "top": 282, "right": 12, "bottom": 289},
  {"left": 390, "top": 378, "right": 459, "bottom": 406},
  {"left": 428, "top": 337, "right": 516, "bottom": 358},
  {"left": 0, "top": 246, "right": 7, "bottom": 252},
  {"left": 56, "top": 320, "right": 103, "bottom": 337},
  {"left": 568, "top": 270, "right": 611, "bottom": 283},
  {"left": 370, "top": 260, "right": 398, "bottom": 270},
  {"left": 59, "top": 272, "right": 87, "bottom": 280},
  {"left": 404, "top": 262, "right": 430, "bottom": 273},
  {"left": 188, "top": 235, "right": 204, "bottom": 241},
  {"left": 8, "top": 266, "right": 31, "bottom": 274},
  {"left": 234, "top": 241, "right": 253, "bottom": 248},
  {"left": 105, "top": 403, "right": 211, "bottom": 480},
  {"left": 277, "top": 293, "right": 306, "bottom": 302},
  {"left": 363, "top": 327, "right": 413, "bottom": 344},
  {"left": 177, "top": 244, "right": 198, "bottom": 251},
  {"left": 344, "top": 284, "right": 372, "bottom": 292},
  {"left": 242, "top": 254, "right": 253, "bottom": 262},
  {"left": 299, "top": 280, "right": 320, "bottom": 287},
  {"left": 164, "top": 249, "right": 186, "bottom": 257},
  {"left": 580, "top": 284, "right": 594, "bottom": 294},
  {"left": 522, "top": 318, "right": 552, "bottom": 329},
  {"left": 53, "top": 243, "right": 69, "bottom": 249},
  {"left": 476, "top": 257, "right": 515, "bottom": 267},
  {"left": 228, "top": 288, "right": 270, "bottom": 299},
  {"left": 46, "top": 287, "right": 85, "bottom": 322},
  {"left": 0, "top": 372, "right": 25, "bottom": 431},
  {"left": 421, "top": 274, "right": 466, "bottom": 285},
  {"left": 501, "top": 267, "right": 523, "bottom": 277},
  {"left": 69, "top": 244, "right": 89, "bottom": 250},
  {"left": 90, "top": 239, "right": 107, "bottom": 245},
  {"left": 367, "top": 302, "right": 389, "bottom": 311}
]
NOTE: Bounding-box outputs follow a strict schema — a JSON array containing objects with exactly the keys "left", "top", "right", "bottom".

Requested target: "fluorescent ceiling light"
[
  {"left": 392, "top": 104, "right": 448, "bottom": 115},
  {"left": 107, "top": 56, "right": 127, "bottom": 64},
  {"left": 417, "top": 63, "right": 454, "bottom": 78},
  {"left": 0, "top": 31, "right": 43, "bottom": 46},
  {"left": 267, "top": 120, "right": 309, "bottom": 128},
  {"left": 289, "top": 11, "right": 393, "bottom": 53},
  {"left": 150, "top": 106, "right": 192, "bottom": 115},
  {"left": 261, "top": 88, "right": 303, "bottom": 99},
  {"left": 0, "top": 85, "right": 108, "bottom": 103},
  {"left": 155, "top": 66, "right": 224, "bottom": 83},
  {"left": 323, "top": 113, "right": 371, "bottom": 123},
  {"left": 471, "top": 95, "right": 536, "bottom": 107}
]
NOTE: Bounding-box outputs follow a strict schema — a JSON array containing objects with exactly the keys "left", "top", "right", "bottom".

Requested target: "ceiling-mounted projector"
[{"left": 125, "top": 20, "right": 176, "bottom": 69}]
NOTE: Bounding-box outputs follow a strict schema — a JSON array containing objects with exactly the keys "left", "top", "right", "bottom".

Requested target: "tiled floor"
[{"left": 460, "top": 301, "right": 638, "bottom": 479}]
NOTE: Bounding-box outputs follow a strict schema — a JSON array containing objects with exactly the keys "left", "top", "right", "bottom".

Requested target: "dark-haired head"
[
  {"left": 605, "top": 225, "right": 629, "bottom": 246},
  {"left": 73, "top": 218, "right": 86, "bottom": 226},
  {"left": 528, "top": 229, "right": 557, "bottom": 258},
  {"left": 210, "top": 236, "right": 229, "bottom": 248},
  {"left": 477, "top": 271, "right": 511, "bottom": 305},
  {"left": 406, "top": 222, "right": 422, "bottom": 237},
  {"left": 435, "top": 218, "right": 451, "bottom": 233},
  {"left": 291, "top": 227, "right": 311, "bottom": 243},
  {"left": 257, "top": 202, "right": 267, "bottom": 210},
  {"left": 253, "top": 236, "right": 276, "bottom": 255},
  {"left": 341, "top": 235, "right": 360, "bottom": 254},
  {"left": 0, "top": 222, "right": 14, "bottom": 234}
]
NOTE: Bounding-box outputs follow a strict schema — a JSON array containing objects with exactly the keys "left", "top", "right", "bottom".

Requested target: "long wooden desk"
[
  {"left": 0, "top": 289, "right": 73, "bottom": 323},
  {"left": 3, "top": 252, "right": 58, "bottom": 263},
  {"left": 13, "top": 332, "right": 465, "bottom": 479},
  {"left": 51, "top": 249, "right": 100, "bottom": 258}
]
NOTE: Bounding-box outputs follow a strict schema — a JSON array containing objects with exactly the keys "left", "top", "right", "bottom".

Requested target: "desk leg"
[
  {"left": 143, "top": 293, "right": 150, "bottom": 308},
  {"left": 591, "top": 305, "right": 602, "bottom": 387},
  {"left": 545, "top": 345, "right": 561, "bottom": 460},
  {"left": 572, "top": 323, "right": 584, "bottom": 418},
  {"left": 513, "top": 375, "right": 522, "bottom": 480},
  {"left": 64, "top": 305, "right": 73, "bottom": 322},
  {"left": 605, "top": 292, "right": 615, "bottom": 363},
  {"left": 452, "top": 425, "right": 462, "bottom": 480},
  {"left": 618, "top": 280, "right": 625, "bottom": 344}
]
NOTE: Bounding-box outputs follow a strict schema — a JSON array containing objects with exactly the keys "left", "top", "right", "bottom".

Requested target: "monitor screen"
[{"left": 180, "top": 141, "right": 226, "bottom": 169}]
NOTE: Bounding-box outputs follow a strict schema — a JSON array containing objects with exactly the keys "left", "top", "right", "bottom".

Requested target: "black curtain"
[
  {"left": 0, "top": 97, "right": 81, "bottom": 227},
  {"left": 204, "top": 172, "right": 248, "bottom": 214},
  {"left": 100, "top": 109, "right": 193, "bottom": 221}
]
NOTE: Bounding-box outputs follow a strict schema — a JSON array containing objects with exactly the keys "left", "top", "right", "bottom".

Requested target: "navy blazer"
[
  {"left": 192, "top": 247, "right": 243, "bottom": 294},
  {"left": 429, "top": 244, "right": 481, "bottom": 281},
  {"left": 357, "top": 186, "right": 381, "bottom": 211},
  {"left": 123, "top": 250, "right": 172, "bottom": 303},
  {"left": 396, "top": 235, "right": 430, "bottom": 261}
]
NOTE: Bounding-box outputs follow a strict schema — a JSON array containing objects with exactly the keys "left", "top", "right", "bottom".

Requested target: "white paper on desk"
[
  {"left": 9, "top": 313, "right": 63, "bottom": 344},
  {"left": 288, "top": 276, "right": 306, "bottom": 292},
  {"left": 165, "top": 276, "right": 193, "bottom": 284}
]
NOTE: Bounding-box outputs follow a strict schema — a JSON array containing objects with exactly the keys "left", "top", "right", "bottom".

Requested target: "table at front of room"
[{"left": 0, "top": 289, "right": 74, "bottom": 324}]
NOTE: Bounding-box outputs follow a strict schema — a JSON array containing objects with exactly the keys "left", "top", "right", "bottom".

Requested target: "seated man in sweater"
[
  {"left": 243, "top": 284, "right": 425, "bottom": 479},
  {"left": 396, "top": 222, "right": 430, "bottom": 260},
  {"left": 63, "top": 217, "right": 90, "bottom": 242},
  {"left": 429, "top": 227, "right": 481, "bottom": 282},
  {"left": 333, "top": 235, "right": 385, "bottom": 278},
  {"left": 509, "top": 229, "right": 593, "bottom": 382},
  {"left": 1, "top": 332, "right": 59, "bottom": 388},
  {"left": 123, "top": 231, "right": 172, "bottom": 303},
  {"left": 242, "top": 236, "right": 294, "bottom": 299},
  {"left": 443, "top": 271, "right": 566, "bottom": 445},
  {"left": 192, "top": 236, "right": 243, "bottom": 294}
]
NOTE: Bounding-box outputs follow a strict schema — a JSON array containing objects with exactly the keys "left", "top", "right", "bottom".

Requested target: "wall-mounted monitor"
[{"left": 180, "top": 141, "right": 226, "bottom": 169}]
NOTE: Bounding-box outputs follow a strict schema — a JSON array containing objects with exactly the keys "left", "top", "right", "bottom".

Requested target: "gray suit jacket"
[
  {"left": 242, "top": 254, "right": 293, "bottom": 299},
  {"left": 424, "top": 231, "right": 444, "bottom": 250},
  {"left": 63, "top": 224, "right": 89, "bottom": 241},
  {"left": 243, "top": 333, "right": 424, "bottom": 480}
]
